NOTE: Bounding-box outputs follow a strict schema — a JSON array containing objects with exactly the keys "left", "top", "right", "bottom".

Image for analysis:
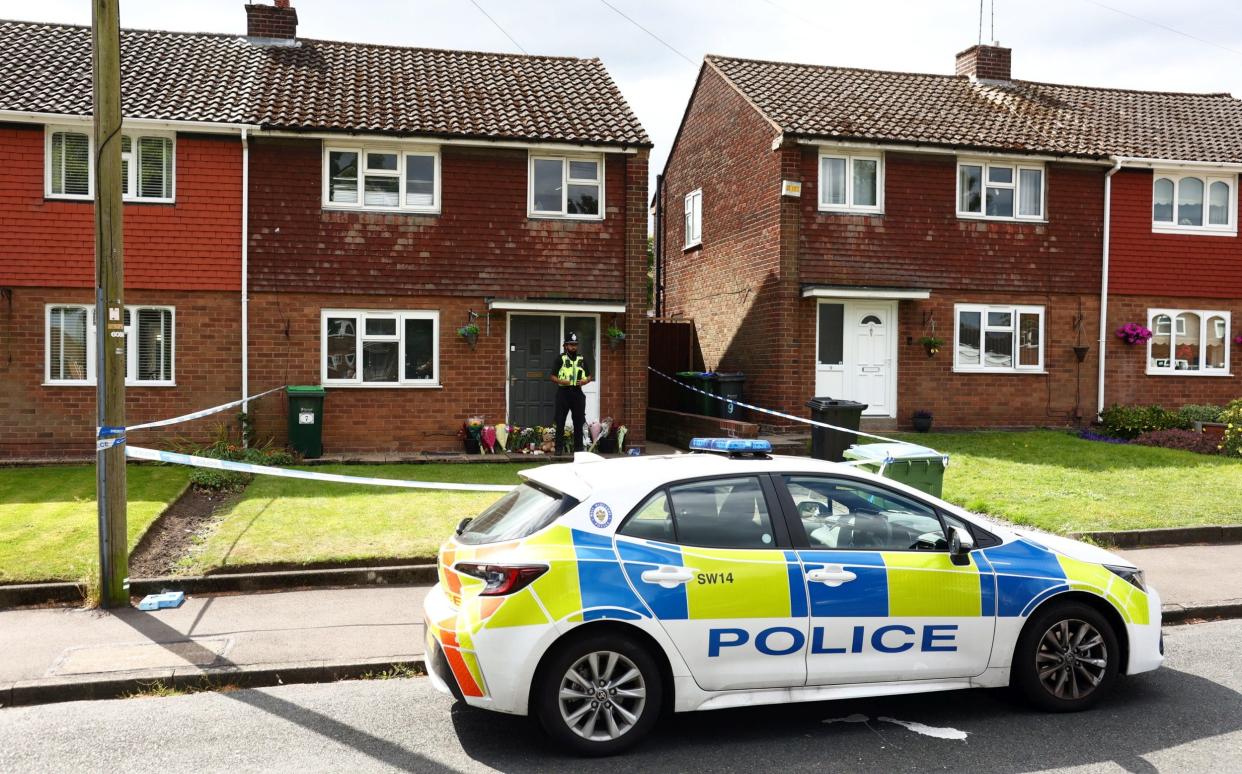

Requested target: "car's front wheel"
[
  {"left": 1013, "top": 601, "right": 1120, "bottom": 712},
  {"left": 533, "top": 632, "right": 663, "bottom": 756}
]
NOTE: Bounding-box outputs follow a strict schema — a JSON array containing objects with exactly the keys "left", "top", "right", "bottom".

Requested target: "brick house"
[
  {"left": 0, "top": 1, "right": 652, "bottom": 458},
  {"left": 658, "top": 45, "right": 1242, "bottom": 430}
]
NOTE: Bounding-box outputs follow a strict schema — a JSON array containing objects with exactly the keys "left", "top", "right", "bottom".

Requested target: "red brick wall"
[
  {"left": 245, "top": 292, "right": 634, "bottom": 452},
  {"left": 0, "top": 123, "right": 242, "bottom": 291},
  {"left": 798, "top": 151, "right": 1105, "bottom": 294},
  {"left": 1104, "top": 294, "right": 1242, "bottom": 408},
  {"left": 0, "top": 287, "right": 241, "bottom": 459},
  {"left": 659, "top": 66, "right": 786, "bottom": 412},
  {"left": 1108, "top": 169, "right": 1242, "bottom": 298},
  {"left": 247, "top": 138, "right": 629, "bottom": 298}
]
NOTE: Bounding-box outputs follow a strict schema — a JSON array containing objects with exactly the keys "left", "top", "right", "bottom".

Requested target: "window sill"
[
  {"left": 322, "top": 204, "right": 441, "bottom": 216},
  {"left": 1151, "top": 225, "right": 1237, "bottom": 237},
  {"left": 817, "top": 207, "right": 884, "bottom": 216},
  {"left": 956, "top": 213, "right": 1047, "bottom": 224},
  {"left": 683, "top": 241, "right": 702, "bottom": 252},
  {"left": 322, "top": 382, "right": 443, "bottom": 389},
  {"left": 44, "top": 196, "right": 176, "bottom": 205},
  {"left": 1145, "top": 370, "right": 1233, "bottom": 377},
  {"left": 527, "top": 214, "right": 605, "bottom": 222},
  {"left": 43, "top": 382, "right": 177, "bottom": 388},
  {"left": 952, "top": 368, "right": 1047, "bottom": 375}
]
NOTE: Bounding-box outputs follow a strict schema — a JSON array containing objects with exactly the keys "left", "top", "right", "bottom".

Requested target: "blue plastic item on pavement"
[{"left": 137, "top": 591, "right": 186, "bottom": 611}]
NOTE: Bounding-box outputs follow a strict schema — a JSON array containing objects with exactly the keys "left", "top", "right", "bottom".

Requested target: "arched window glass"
[
  {"left": 1205, "top": 315, "right": 1227, "bottom": 370},
  {"left": 1209, "top": 181, "right": 1230, "bottom": 226},
  {"left": 1152, "top": 178, "right": 1174, "bottom": 222},
  {"left": 860, "top": 315, "right": 883, "bottom": 326},
  {"left": 1177, "top": 178, "right": 1204, "bottom": 226},
  {"left": 1149, "top": 313, "right": 1172, "bottom": 370},
  {"left": 1175, "top": 312, "right": 1201, "bottom": 370}
]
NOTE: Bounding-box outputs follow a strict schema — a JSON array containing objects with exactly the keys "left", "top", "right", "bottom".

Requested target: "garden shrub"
[
  {"left": 1132, "top": 429, "right": 1220, "bottom": 455},
  {"left": 181, "top": 427, "right": 297, "bottom": 491},
  {"left": 1099, "top": 404, "right": 1190, "bottom": 440},
  {"left": 1221, "top": 399, "right": 1242, "bottom": 458},
  {"left": 1177, "top": 404, "right": 1224, "bottom": 425}
]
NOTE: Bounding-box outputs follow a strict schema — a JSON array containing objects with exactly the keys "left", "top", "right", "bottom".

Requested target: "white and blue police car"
[{"left": 423, "top": 439, "right": 1162, "bottom": 755}]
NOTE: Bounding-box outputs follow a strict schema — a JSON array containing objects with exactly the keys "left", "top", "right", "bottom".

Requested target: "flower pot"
[
  {"left": 608, "top": 336, "right": 624, "bottom": 350},
  {"left": 597, "top": 436, "right": 618, "bottom": 453},
  {"left": 911, "top": 415, "right": 933, "bottom": 433},
  {"left": 461, "top": 332, "right": 478, "bottom": 349},
  {"left": 1073, "top": 345, "right": 1090, "bottom": 363},
  {"left": 464, "top": 438, "right": 481, "bottom": 454}
]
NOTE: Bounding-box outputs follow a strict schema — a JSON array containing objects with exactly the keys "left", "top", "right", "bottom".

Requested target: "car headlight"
[{"left": 1105, "top": 564, "right": 1146, "bottom": 591}]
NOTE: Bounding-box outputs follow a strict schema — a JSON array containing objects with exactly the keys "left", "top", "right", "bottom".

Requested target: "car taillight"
[{"left": 454, "top": 563, "right": 548, "bottom": 596}]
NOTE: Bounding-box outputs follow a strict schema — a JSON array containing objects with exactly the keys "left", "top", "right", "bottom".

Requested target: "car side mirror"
[
  {"left": 949, "top": 526, "right": 975, "bottom": 566},
  {"left": 455, "top": 517, "right": 474, "bottom": 536}
]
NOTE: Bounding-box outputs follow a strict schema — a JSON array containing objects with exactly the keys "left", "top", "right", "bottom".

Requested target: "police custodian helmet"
[{"left": 564, "top": 332, "right": 579, "bottom": 345}]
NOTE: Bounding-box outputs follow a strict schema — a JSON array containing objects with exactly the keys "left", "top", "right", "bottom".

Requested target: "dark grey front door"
[{"left": 509, "top": 315, "right": 562, "bottom": 427}]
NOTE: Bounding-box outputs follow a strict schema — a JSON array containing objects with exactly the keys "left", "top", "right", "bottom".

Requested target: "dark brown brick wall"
[
  {"left": 955, "top": 45, "right": 1012, "bottom": 81},
  {"left": 245, "top": 3, "right": 298, "bottom": 39}
]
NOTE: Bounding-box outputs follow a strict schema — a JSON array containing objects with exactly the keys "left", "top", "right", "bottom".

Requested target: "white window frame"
[
  {"left": 1146, "top": 308, "right": 1231, "bottom": 376},
  {"left": 527, "top": 153, "right": 605, "bottom": 220},
  {"left": 43, "top": 303, "right": 176, "bottom": 386},
  {"left": 1151, "top": 171, "right": 1237, "bottom": 236},
  {"left": 956, "top": 158, "right": 1044, "bottom": 221},
  {"left": 44, "top": 126, "right": 176, "bottom": 203},
  {"left": 817, "top": 149, "right": 884, "bottom": 214},
  {"left": 320, "top": 144, "right": 441, "bottom": 214},
  {"left": 320, "top": 309, "right": 441, "bottom": 388},
  {"left": 953, "top": 303, "right": 1045, "bottom": 373},
  {"left": 683, "top": 188, "right": 702, "bottom": 248}
]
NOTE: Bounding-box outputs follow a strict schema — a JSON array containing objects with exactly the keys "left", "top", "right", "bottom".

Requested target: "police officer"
[{"left": 551, "top": 332, "right": 592, "bottom": 453}]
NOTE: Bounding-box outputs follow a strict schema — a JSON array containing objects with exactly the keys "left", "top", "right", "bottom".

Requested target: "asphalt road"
[{"left": 3, "top": 620, "right": 1240, "bottom": 773}]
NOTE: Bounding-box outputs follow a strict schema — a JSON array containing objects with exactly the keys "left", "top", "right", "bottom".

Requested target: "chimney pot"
[
  {"left": 955, "top": 43, "right": 1012, "bottom": 82},
  {"left": 246, "top": 2, "right": 298, "bottom": 40}
]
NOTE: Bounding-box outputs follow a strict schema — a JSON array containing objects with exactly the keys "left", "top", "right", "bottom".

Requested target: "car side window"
[
  {"left": 619, "top": 491, "right": 675, "bottom": 543},
  {"left": 667, "top": 476, "right": 776, "bottom": 549},
  {"left": 783, "top": 475, "right": 945, "bottom": 551}
]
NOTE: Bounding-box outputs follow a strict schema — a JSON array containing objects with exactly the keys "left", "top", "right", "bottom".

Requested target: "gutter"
[
  {"left": 1097, "top": 156, "right": 1123, "bottom": 418},
  {"left": 241, "top": 127, "right": 251, "bottom": 430}
]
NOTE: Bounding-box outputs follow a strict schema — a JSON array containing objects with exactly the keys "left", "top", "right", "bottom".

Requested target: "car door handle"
[
  {"left": 806, "top": 565, "right": 857, "bottom": 587},
  {"left": 641, "top": 566, "right": 696, "bottom": 589}
]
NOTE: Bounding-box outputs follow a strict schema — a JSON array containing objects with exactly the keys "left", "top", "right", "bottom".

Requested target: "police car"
[{"left": 423, "top": 439, "right": 1162, "bottom": 755}]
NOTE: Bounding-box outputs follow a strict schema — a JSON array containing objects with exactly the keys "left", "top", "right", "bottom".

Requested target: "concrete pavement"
[{"left": 1116, "top": 544, "right": 1242, "bottom": 620}]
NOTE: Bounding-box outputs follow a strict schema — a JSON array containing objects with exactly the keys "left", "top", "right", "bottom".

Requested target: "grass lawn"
[
  {"left": 0, "top": 465, "right": 189, "bottom": 583},
  {"left": 895, "top": 430, "right": 1242, "bottom": 534},
  {"left": 183, "top": 463, "right": 540, "bottom": 573}
]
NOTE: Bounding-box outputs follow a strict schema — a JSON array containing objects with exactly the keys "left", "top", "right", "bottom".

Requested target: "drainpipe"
[
  {"left": 240, "top": 127, "right": 250, "bottom": 436},
  {"left": 1096, "top": 156, "right": 1123, "bottom": 418},
  {"left": 654, "top": 173, "right": 663, "bottom": 317}
]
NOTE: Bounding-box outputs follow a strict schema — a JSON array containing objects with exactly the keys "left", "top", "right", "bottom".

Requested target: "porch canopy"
[
  {"left": 801, "top": 285, "right": 931, "bottom": 300},
  {"left": 487, "top": 298, "right": 626, "bottom": 313}
]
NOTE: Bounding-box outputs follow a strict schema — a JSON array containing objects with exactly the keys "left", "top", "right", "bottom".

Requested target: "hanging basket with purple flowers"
[
  {"left": 1234, "top": 333, "right": 1242, "bottom": 347},
  {"left": 1116, "top": 322, "right": 1153, "bottom": 345}
]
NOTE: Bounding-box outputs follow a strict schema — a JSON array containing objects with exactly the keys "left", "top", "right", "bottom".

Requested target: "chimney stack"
[
  {"left": 246, "top": 1, "right": 298, "bottom": 41},
  {"left": 955, "top": 43, "right": 1011, "bottom": 82}
]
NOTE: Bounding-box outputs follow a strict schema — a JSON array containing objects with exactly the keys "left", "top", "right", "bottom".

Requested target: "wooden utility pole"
[{"left": 92, "top": 0, "right": 128, "bottom": 608}]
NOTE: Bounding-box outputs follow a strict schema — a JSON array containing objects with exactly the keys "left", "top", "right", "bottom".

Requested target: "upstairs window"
[
  {"left": 957, "top": 160, "right": 1043, "bottom": 220},
  {"left": 1152, "top": 173, "right": 1235, "bottom": 234},
  {"left": 529, "top": 155, "right": 603, "bottom": 219},
  {"left": 1148, "top": 309, "right": 1230, "bottom": 374},
  {"left": 323, "top": 146, "right": 440, "bottom": 213},
  {"left": 955, "top": 304, "right": 1044, "bottom": 372},
  {"left": 818, "top": 150, "right": 882, "bottom": 213},
  {"left": 47, "top": 127, "right": 175, "bottom": 202},
  {"left": 684, "top": 189, "right": 702, "bottom": 248},
  {"left": 322, "top": 310, "right": 439, "bottom": 387},
  {"left": 45, "top": 304, "right": 175, "bottom": 386}
]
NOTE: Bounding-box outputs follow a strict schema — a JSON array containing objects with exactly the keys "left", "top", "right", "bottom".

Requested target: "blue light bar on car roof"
[{"left": 689, "top": 438, "right": 773, "bottom": 453}]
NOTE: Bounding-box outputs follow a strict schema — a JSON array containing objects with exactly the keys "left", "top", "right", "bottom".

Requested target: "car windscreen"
[{"left": 456, "top": 483, "right": 578, "bottom": 545}]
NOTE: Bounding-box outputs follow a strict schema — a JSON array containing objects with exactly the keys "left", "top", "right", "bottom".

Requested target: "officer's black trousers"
[{"left": 552, "top": 388, "right": 587, "bottom": 453}]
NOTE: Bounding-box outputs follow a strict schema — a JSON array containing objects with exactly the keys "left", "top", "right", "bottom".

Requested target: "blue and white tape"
[
  {"left": 646, "top": 367, "right": 910, "bottom": 445},
  {"left": 125, "top": 446, "right": 516, "bottom": 493},
  {"left": 127, "top": 385, "right": 286, "bottom": 432}
]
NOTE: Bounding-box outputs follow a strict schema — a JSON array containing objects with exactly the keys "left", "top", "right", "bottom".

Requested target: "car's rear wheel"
[
  {"left": 533, "top": 632, "right": 662, "bottom": 756},
  {"left": 1013, "top": 601, "right": 1120, "bottom": 712}
]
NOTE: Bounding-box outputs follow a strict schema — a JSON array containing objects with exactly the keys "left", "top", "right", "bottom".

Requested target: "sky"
[{"left": 15, "top": 0, "right": 1242, "bottom": 196}]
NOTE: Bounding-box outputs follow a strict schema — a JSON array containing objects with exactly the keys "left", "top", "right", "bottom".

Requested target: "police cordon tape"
[
  {"left": 647, "top": 366, "right": 911, "bottom": 446},
  {"left": 125, "top": 446, "right": 517, "bottom": 493},
  {"left": 127, "top": 384, "right": 287, "bottom": 432}
]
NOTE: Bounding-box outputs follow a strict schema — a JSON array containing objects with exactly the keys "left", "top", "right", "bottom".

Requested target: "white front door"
[{"left": 814, "top": 300, "right": 896, "bottom": 417}]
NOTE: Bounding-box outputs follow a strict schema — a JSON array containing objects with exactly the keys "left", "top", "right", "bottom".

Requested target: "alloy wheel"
[
  {"left": 557, "top": 650, "right": 647, "bottom": 741},
  {"left": 1035, "top": 618, "right": 1109, "bottom": 700}
]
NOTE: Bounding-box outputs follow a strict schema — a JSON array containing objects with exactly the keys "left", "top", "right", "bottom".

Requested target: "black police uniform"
[{"left": 552, "top": 336, "right": 591, "bottom": 453}]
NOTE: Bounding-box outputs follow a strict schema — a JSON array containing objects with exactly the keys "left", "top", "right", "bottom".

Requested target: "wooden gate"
[{"left": 647, "top": 319, "right": 701, "bottom": 411}]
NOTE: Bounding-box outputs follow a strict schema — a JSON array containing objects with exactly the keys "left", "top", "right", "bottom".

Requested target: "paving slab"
[{"left": 1115, "top": 543, "right": 1242, "bottom": 609}]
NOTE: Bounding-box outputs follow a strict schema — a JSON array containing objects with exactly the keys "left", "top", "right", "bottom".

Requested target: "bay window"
[
  {"left": 954, "top": 304, "right": 1044, "bottom": 372},
  {"left": 322, "top": 310, "right": 439, "bottom": 386},
  {"left": 818, "top": 150, "right": 883, "bottom": 213},
  {"left": 529, "top": 155, "right": 603, "bottom": 218},
  {"left": 1147, "top": 309, "right": 1230, "bottom": 374},
  {"left": 47, "top": 127, "right": 175, "bottom": 202},
  {"left": 957, "top": 159, "right": 1043, "bottom": 220},
  {"left": 323, "top": 145, "right": 440, "bottom": 212},
  {"left": 45, "top": 304, "right": 175, "bottom": 385},
  {"left": 1152, "top": 172, "right": 1235, "bottom": 234}
]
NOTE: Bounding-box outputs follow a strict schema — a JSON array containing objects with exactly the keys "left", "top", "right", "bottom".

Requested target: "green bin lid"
[
  {"left": 843, "top": 442, "right": 947, "bottom": 464},
  {"left": 286, "top": 385, "right": 326, "bottom": 396}
]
